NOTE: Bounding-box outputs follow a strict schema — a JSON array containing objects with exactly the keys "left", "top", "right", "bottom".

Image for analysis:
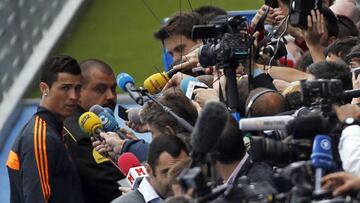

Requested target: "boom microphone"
[
  {"left": 239, "top": 115, "right": 294, "bottom": 131},
  {"left": 117, "top": 152, "right": 149, "bottom": 189},
  {"left": 191, "top": 101, "right": 228, "bottom": 164},
  {"left": 287, "top": 115, "right": 330, "bottom": 140},
  {"left": 117, "top": 73, "right": 144, "bottom": 105},
  {"left": 89, "top": 104, "right": 126, "bottom": 139},
  {"left": 143, "top": 68, "right": 178, "bottom": 95}
]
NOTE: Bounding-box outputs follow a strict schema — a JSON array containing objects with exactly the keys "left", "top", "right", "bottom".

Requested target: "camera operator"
[
  {"left": 245, "top": 87, "right": 286, "bottom": 117},
  {"left": 154, "top": 12, "right": 203, "bottom": 67}
]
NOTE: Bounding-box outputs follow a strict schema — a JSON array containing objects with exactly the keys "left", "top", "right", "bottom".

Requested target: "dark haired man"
[
  {"left": 307, "top": 61, "right": 352, "bottom": 90},
  {"left": 154, "top": 12, "right": 203, "bottom": 63},
  {"left": 212, "top": 116, "right": 274, "bottom": 185},
  {"left": 112, "top": 135, "right": 189, "bottom": 203},
  {"left": 6, "top": 55, "right": 84, "bottom": 202}
]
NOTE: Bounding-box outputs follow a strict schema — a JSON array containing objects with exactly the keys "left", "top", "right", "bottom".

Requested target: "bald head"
[{"left": 80, "top": 59, "right": 114, "bottom": 87}]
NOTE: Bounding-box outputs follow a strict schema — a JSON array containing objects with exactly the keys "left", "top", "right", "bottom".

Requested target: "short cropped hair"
[
  {"left": 140, "top": 87, "right": 198, "bottom": 133},
  {"left": 80, "top": 59, "right": 114, "bottom": 86},
  {"left": 147, "top": 135, "right": 188, "bottom": 174},
  {"left": 40, "top": 55, "right": 81, "bottom": 87}
]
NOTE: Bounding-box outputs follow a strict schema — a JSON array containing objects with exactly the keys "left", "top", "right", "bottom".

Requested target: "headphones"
[
  {"left": 345, "top": 51, "right": 360, "bottom": 63},
  {"left": 245, "top": 89, "right": 279, "bottom": 117}
]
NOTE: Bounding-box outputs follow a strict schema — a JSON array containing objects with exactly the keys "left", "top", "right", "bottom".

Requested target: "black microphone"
[
  {"left": 117, "top": 73, "right": 144, "bottom": 105},
  {"left": 191, "top": 101, "right": 228, "bottom": 165},
  {"left": 287, "top": 115, "right": 330, "bottom": 140}
]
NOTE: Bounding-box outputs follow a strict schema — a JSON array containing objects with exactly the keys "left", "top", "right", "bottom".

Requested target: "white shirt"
[
  {"left": 339, "top": 125, "right": 360, "bottom": 175},
  {"left": 226, "top": 153, "right": 249, "bottom": 185},
  {"left": 137, "top": 178, "right": 161, "bottom": 203}
]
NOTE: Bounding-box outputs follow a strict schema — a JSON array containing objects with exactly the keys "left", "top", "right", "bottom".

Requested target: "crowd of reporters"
[{"left": 7, "top": 0, "right": 360, "bottom": 202}]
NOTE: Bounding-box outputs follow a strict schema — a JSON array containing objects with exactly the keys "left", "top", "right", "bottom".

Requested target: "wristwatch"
[{"left": 344, "top": 117, "right": 357, "bottom": 127}]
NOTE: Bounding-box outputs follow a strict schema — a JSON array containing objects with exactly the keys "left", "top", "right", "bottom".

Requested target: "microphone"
[
  {"left": 191, "top": 101, "right": 228, "bottom": 164},
  {"left": 179, "top": 76, "right": 208, "bottom": 100},
  {"left": 89, "top": 104, "right": 126, "bottom": 139},
  {"left": 117, "top": 73, "right": 144, "bottom": 105},
  {"left": 343, "top": 89, "right": 360, "bottom": 100},
  {"left": 143, "top": 68, "right": 178, "bottom": 95},
  {"left": 311, "top": 135, "right": 333, "bottom": 194},
  {"left": 287, "top": 115, "right": 330, "bottom": 140},
  {"left": 117, "top": 152, "right": 141, "bottom": 175},
  {"left": 117, "top": 152, "right": 149, "bottom": 189},
  {"left": 78, "top": 111, "right": 103, "bottom": 137},
  {"left": 239, "top": 115, "right": 295, "bottom": 131}
]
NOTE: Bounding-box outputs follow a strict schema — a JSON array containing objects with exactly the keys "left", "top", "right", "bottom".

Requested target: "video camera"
[
  {"left": 191, "top": 14, "right": 251, "bottom": 69},
  {"left": 243, "top": 79, "right": 355, "bottom": 164}
]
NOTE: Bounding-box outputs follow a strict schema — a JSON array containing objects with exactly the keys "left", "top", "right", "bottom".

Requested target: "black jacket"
[
  {"left": 63, "top": 105, "right": 124, "bottom": 203},
  {"left": 6, "top": 106, "right": 84, "bottom": 203}
]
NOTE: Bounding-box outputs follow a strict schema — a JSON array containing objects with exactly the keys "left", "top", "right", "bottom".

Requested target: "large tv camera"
[
  {"left": 242, "top": 79, "right": 360, "bottom": 165},
  {"left": 191, "top": 14, "right": 251, "bottom": 69}
]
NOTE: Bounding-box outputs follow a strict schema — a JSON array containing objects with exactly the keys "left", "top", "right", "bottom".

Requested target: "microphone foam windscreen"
[
  {"left": 78, "top": 112, "right": 103, "bottom": 134},
  {"left": 179, "top": 76, "right": 199, "bottom": 95},
  {"left": 191, "top": 101, "right": 228, "bottom": 155},
  {"left": 287, "top": 115, "right": 328, "bottom": 140},
  {"left": 117, "top": 152, "right": 141, "bottom": 176},
  {"left": 89, "top": 104, "right": 104, "bottom": 115},
  {"left": 117, "top": 73, "right": 135, "bottom": 92},
  {"left": 143, "top": 72, "right": 169, "bottom": 95}
]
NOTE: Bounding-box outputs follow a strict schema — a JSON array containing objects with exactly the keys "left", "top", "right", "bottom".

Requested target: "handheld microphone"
[
  {"left": 117, "top": 73, "right": 144, "bottom": 105},
  {"left": 117, "top": 152, "right": 149, "bottom": 189},
  {"left": 89, "top": 104, "right": 126, "bottom": 139},
  {"left": 117, "top": 152, "right": 141, "bottom": 175},
  {"left": 311, "top": 135, "right": 333, "bottom": 194},
  {"left": 179, "top": 77, "right": 208, "bottom": 100},
  {"left": 143, "top": 68, "right": 178, "bottom": 95},
  {"left": 191, "top": 101, "right": 228, "bottom": 164},
  {"left": 78, "top": 111, "right": 104, "bottom": 137},
  {"left": 239, "top": 115, "right": 294, "bottom": 131}
]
